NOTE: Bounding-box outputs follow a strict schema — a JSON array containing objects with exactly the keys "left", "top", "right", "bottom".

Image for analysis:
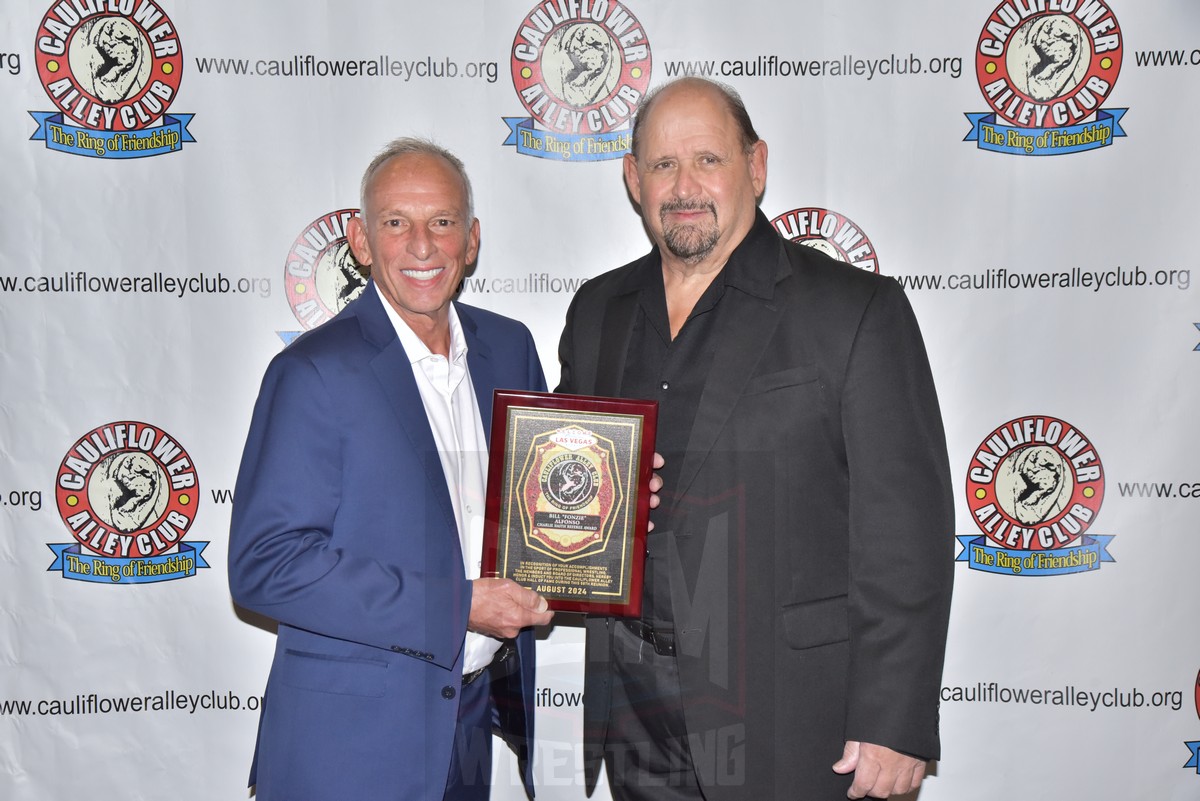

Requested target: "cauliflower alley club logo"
[
  {"left": 279, "top": 208, "right": 368, "bottom": 345},
  {"left": 48, "top": 421, "right": 208, "bottom": 584},
  {"left": 964, "top": 0, "right": 1127, "bottom": 156},
  {"left": 522, "top": 426, "right": 620, "bottom": 559},
  {"left": 956, "top": 415, "right": 1114, "bottom": 575},
  {"left": 29, "top": 0, "right": 194, "bottom": 159},
  {"left": 1185, "top": 668, "right": 1200, "bottom": 774},
  {"left": 770, "top": 207, "right": 880, "bottom": 273},
  {"left": 503, "top": 0, "right": 652, "bottom": 161}
]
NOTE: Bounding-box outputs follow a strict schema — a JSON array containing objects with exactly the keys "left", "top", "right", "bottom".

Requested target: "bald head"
[
  {"left": 359, "top": 137, "right": 474, "bottom": 223},
  {"left": 630, "top": 78, "right": 760, "bottom": 161}
]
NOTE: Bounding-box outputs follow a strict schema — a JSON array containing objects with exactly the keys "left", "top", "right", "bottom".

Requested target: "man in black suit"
[{"left": 556, "top": 77, "right": 954, "bottom": 800}]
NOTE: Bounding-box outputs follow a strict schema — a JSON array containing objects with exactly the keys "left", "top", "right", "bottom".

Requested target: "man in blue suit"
[{"left": 229, "top": 138, "right": 554, "bottom": 801}]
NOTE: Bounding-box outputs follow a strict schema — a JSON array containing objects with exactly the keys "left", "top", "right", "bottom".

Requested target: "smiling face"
[
  {"left": 347, "top": 152, "right": 479, "bottom": 349},
  {"left": 624, "top": 81, "right": 766, "bottom": 271}
]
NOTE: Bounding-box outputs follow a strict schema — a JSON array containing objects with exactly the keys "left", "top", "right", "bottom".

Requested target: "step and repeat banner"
[{"left": 2, "top": 1, "right": 1198, "bottom": 799}]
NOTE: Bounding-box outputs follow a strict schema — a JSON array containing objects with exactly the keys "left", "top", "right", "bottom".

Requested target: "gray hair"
[
  {"left": 629, "top": 77, "right": 760, "bottom": 159},
  {"left": 358, "top": 137, "right": 475, "bottom": 221}
]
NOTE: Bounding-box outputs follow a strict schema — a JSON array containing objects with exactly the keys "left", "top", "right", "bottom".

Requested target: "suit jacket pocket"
[
  {"left": 278, "top": 648, "right": 389, "bottom": 697},
  {"left": 741, "top": 363, "right": 820, "bottom": 396},
  {"left": 780, "top": 595, "right": 849, "bottom": 650}
]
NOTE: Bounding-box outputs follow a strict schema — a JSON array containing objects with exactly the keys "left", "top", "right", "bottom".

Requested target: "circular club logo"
[
  {"left": 541, "top": 453, "right": 601, "bottom": 511},
  {"left": 285, "top": 209, "right": 368, "bottom": 330},
  {"left": 55, "top": 421, "right": 198, "bottom": 561},
  {"left": 506, "top": 1, "right": 651, "bottom": 160},
  {"left": 966, "top": 415, "right": 1104, "bottom": 552},
  {"left": 975, "top": 1, "right": 1121, "bottom": 129},
  {"left": 36, "top": 2, "right": 183, "bottom": 131},
  {"left": 770, "top": 207, "right": 879, "bottom": 273}
]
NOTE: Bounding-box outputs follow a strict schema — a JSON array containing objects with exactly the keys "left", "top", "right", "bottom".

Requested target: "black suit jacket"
[{"left": 557, "top": 213, "right": 954, "bottom": 800}]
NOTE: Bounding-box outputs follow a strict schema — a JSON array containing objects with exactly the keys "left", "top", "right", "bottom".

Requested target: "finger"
[
  {"left": 508, "top": 582, "right": 546, "bottom": 611},
  {"left": 895, "top": 759, "right": 925, "bottom": 796},
  {"left": 832, "top": 740, "right": 859, "bottom": 773},
  {"left": 846, "top": 760, "right": 880, "bottom": 800},
  {"left": 653, "top": 451, "right": 665, "bottom": 468},
  {"left": 508, "top": 583, "right": 551, "bottom": 616},
  {"left": 867, "top": 764, "right": 901, "bottom": 800},
  {"left": 522, "top": 598, "right": 554, "bottom": 629}
]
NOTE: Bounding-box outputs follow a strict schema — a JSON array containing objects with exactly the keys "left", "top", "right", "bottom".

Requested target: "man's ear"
[
  {"left": 346, "top": 215, "right": 372, "bottom": 266},
  {"left": 749, "top": 139, "right": 768, "bottom": 199},
  {"left": 623, "top": 152, "right": 641, "bottom": 203},
  {"left": 466, "top": 218, "right": 481, "bottom": 266}
]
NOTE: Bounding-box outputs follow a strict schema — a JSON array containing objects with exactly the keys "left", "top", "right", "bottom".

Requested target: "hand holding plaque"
[{"left": 482, "top": 390, "right": 657, "bottom": 616}]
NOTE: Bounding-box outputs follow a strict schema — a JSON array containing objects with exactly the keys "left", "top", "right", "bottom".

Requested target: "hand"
[
  {"left": 647, "top": 452, "right": 664, "bottom": 532},
  {"left": 833, "top": 741, "right": 927, "bottom": 799},
  {"left": 468, "top": 578, "right": 553, "bottom": 639}
]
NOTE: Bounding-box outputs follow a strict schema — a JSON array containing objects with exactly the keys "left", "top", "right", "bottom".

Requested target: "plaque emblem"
[{"left": 521, "top": 427, "right": 621, "bottom": 559}]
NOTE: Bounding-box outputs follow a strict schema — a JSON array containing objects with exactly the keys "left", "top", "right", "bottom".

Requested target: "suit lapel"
[
  {"left": 357, "top": 283, "right": 458, "bottom": 535},
  {"left": 673, "top": 240, "right": 789, "bottom": 506},
  {"left": 459, "top": 303, "right": 498, "bottom": 427},
  {"left": 594, "top": 254, "right": 656, "bottom": 396},
  {"left": 594, "top": 291, "right": 639, "bottom": 396}
]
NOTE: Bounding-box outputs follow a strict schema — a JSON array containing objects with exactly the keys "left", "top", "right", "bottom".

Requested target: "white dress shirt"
[{"left": 377, "top": 286, "right": 501, "bottom": 674}]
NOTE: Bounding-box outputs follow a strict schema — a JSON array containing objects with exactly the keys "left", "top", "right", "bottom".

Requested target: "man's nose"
[
  {"left": 672, "top": 163, "right": 701, "bottom": 198},
  {"left": 407, "top": 225, "right": 434, "bottom": 260}
]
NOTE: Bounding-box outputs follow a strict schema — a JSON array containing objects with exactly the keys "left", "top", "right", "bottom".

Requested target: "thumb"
[
  {"left": 832, "top": 740, "right": 860, "bottom": 774},
  {"left": 514, "top": 585, "right": 548, "bottom": 612}
]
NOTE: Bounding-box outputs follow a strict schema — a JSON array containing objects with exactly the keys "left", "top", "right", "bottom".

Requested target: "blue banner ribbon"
[
  {"left": 1185, "top": 741, "right": 1200, "bottom": 773},
  {"left": 955, "top": 535, "right": 1114, "bottom": 575},
  {"left": 963, "top": 109, "right": 1126, "bottom": 156},
  {"left": 30, "top": 112, "right": 196, "bottom": 159},
  {"left": 47, "top": 542, "right": 210, "bottom": 584},
  {"left": 502, "top": 117, "right": 629, "bottom": 162}
]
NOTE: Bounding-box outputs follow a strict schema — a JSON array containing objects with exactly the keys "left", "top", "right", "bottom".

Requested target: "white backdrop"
[{"left": 2, "top": 1, "right": 1199, "bottom": 799}]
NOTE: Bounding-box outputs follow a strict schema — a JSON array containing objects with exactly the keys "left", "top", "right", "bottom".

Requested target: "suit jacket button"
[{"left": 441, "top": 685, "right": 456, "bottom": 699}]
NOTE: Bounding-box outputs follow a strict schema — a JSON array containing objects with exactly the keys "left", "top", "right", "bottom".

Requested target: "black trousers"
[{"left": 602, "top": 621, "right": 707, "bottom": 801}]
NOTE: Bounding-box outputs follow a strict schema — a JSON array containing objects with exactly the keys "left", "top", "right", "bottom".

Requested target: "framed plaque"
[{"left": 482, "top": 390, "right": 657, "bottom": 616}]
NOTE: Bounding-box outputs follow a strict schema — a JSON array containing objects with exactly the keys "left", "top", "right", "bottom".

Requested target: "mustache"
[{"left": 659, "top": 198, "right": 717, "bottom": 218}]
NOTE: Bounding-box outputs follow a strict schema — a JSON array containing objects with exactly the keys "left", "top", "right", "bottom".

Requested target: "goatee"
[{"left": 659, "top": 199, "right": 719, "bottom": 262}]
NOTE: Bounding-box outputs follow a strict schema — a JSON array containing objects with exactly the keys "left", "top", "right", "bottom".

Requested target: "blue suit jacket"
[{"left": 229, "top": 283, "right": 546, "bottom": 801}]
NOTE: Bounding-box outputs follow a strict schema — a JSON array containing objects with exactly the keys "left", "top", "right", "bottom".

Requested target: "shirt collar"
[
  {"left": 628, "top": 209, "right": 781, "bottom": 300},
  {"left": 720, "top": 210, "right": 782, "bottom": 300},
  {"left": 375, "top": 284, "right": 468, "bottom": 365}
]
